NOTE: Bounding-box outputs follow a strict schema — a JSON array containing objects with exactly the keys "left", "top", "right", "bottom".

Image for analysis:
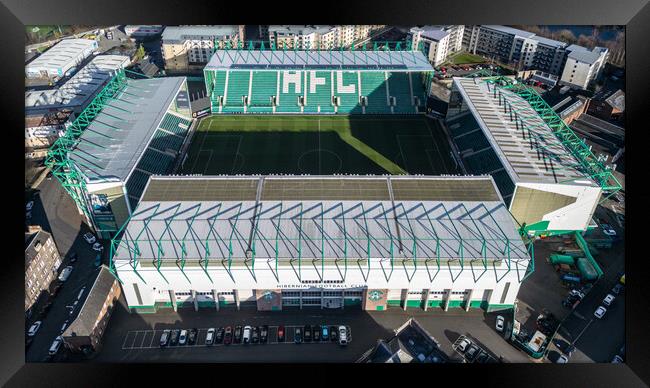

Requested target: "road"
[
  {"left": 25, "top": 178, "right": 107, "bottom": 362},
  {"left": 548, "top": 203, "right": 625, "bottom": 363}
]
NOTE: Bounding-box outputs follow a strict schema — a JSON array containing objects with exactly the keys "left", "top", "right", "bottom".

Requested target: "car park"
[
  {"left": 224, "top": 326, "right": 232, "bottom": 345},
  {"left": 457, "top": 338, "right": 471, "bottom": 353},
  {"left": 58, "top": 266, "right": 73, "bottom": 282},
  {"left": 243, "top": 326, "right": 251, "bottom": 344},
  {"left": 304, "top": 325, "right": 312, "bottom": 342},
  {"left": 475, "top": 352, "right": 489, "bottom": 363},
  {"left": 321, "top": 326, "right": 329, "bottom": 341},
  {"left": 27, "top": 321, "right": 42, "bottom": 337},
  {"left": 495, "top": 316, "right": 504, "bottom": 332},
  {"left": 277, "top": 325, "right": 285, "bottom": 342},
  {"left": 612, "top": 284, "right": 623, "bottom": 295},
  {"left": 48, "top": 336, "right": 64, "bottom": 355},
  {"left": 294, "top": 327, "right": 303, "bottom": 344},
  {"left": 188, "top": 328, "right": 198, "bottom": 345},
  {"left": 313, "top": 325, "right": 320, "bottom": 341},
  {"left": 594, "top": 306, "right": 607, "bottom": 319},
  {"left": 215, "top": 327, "right": 225, "bottom": 344},
  {"left": 330, "top": 326, "right": 338, "bottom": 342},
  {"left": 234, "top": 326, "right": 243, "bottom": 344},
  {"left": 465, "top": 344, "right": 480, "bottom": 362},
  {"left": 251, "top": 326, "right": 259, "bottom": 344},
  {"left": 338, "top": 326, "right": 348, "bottom": 346},
  {"left": 557, "top": 355, "right": 569, "bottom": 363},
  {"left": 83, "top": 233, "right": 96, "bottom": 244},
  {"left": 170, "top": 329, "right": 179, "bottom": 345},
  {"left": 603, "top": 294, "right": 615, "bottom": 307},
  {"left": 178, "top": 330, "right": 188, "bottom": 345},
  {"left": 260, "top": 325, "right": 268, "bottom": 343},
  {"left": 160, "top": 330, "right": 170, "bottom": 347}
]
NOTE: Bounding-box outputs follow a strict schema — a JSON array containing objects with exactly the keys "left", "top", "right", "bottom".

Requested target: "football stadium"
[{"left": 45, "top": 42, "right": 617, "bottom": 313}]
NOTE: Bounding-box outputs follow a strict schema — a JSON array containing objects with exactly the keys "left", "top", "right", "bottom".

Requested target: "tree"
[{"left": 134, "top": 44, "right": 145, "bottom": 62}]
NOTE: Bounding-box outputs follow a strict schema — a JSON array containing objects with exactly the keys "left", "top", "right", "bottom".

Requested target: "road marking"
[{"left": 573, "top": 319, "right": 594, "bottom": 345}]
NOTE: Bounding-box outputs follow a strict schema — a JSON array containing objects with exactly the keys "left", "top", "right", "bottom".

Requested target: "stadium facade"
[
  {"left": 111, "top": 175, "right": 533, "bottom": 313},
  {"left": 445, "top": 75, "right": 621, "bottom": 236},
  {"left": 45, "top": 69, "right": 194, "bottom": 239},
  {"left": 203, "top": 48, "right": 434, "bottom": 115}
]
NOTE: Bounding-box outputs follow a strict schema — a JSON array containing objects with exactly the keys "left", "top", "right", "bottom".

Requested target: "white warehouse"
[
  {"left": 110, "top": 175, "right": 533, "bottom": 314},
  {"left": 25, "top": 38, "right": 98, "bottom": 79}
]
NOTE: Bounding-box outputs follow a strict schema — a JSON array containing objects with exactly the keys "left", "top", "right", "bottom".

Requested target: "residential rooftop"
[
  {"left": 162, "top": 25, "right": 240, "bottom": 42},
  {"left": 25, "top": 55, "right": 130, "bottom": 112},
  {"left": 26, "top": 38, "right": 96, "bottom": 70},
  {"left": 481, "top": 25, "right": 536, "bottom": 39}
]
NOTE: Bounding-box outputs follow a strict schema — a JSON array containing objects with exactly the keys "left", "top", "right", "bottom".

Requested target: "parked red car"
[
  {"left": 277, "top": 325, "right": 285, "bottom": 342},
  {"left": 223, "top": 326, "right": 233, "bottom": 345}
]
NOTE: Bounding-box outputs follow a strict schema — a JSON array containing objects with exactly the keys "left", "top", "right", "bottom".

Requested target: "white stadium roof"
[
  {"left": 452, "top": 77, "right": 598, "bottom": 186},
  {"left": 205, "top": 49, "right": 434, "bottom": 72},
  {"left": 112, "top": 176, "right": 529, "bottom": 267}
]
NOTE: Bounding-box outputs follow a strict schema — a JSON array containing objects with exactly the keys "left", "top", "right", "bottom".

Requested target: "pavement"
[{"left": 25, "top": 178, "right": 108, "bottom": 362}]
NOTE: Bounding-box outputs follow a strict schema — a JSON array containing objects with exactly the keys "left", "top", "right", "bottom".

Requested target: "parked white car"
[
  {"left": 243, "top": 326, "right": 252, "bottom": 344},
  {"left": 178, "top": 330, "right": 188, "bottom": 345},
  {"left": 26, "top": 201, "right": 34, "bottom": 211},
  {"left": 594, "top": 306, "right": 607, "bottom": 319},
  {"left": 495, "top": 315, "right": 505, "bottom": 332},
  {"left": 27, "top": 321, "right": 42, "bottom": 337},
  {"left": 58, "top": 266, "right": 74, "bottom": 282},
  {"left": 338, "top": 326, "right": 348, "bottom": 346},
  {"left": 457, "top": 338, "right": 471, "bottom": 352},
  {"left": 601, "top": 224, "right": 616, "bottom": 236},
  {"left": 92, "top": 242, "right": 103, "bottom": 252},
  {"left": 557, "top": 354, "right": 569, "bottom": 363},
  {"left": 83, "top": 233, "right": 97, "bottom": 245},
  {"left": 48, "top": 336, "right": 63, "bottom": 355},
  {"left": 603, "top": 294, "right": 615, "bottom": 307}
]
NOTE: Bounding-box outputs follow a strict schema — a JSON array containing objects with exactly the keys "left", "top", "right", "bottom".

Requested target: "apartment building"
[
  {"left": 25, "top": 226, "right": 62, "bottom": 313},
  {"left": 410, "top": 25, "right": 465, "bottom": 67},
  {"left": 162, "top": 25, "right": 245, "bottom": 73}
]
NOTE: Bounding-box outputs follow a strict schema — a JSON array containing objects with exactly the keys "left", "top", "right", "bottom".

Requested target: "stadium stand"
[
  {"left": 454, "top": 130, "right": 492, "bottom": 153},
  {"left": 249, "top": 71, "right": 276, "bottom": 113},
  {"left": 205, "top": 49, "right": 434, "bottom": 115},
  {"left": 387, "top": 72, "right": 414, "bottom": 114},
  {"left": 149, "top": 129, "right": 184, "bottom": 153},
  {"left": 159, "top": 113, "right": 191, "bottom": 137},
  {"left": 361, "top": 72, "right": 390, "bottom": 114},
  {"left": 136, "top": 148, "right": 176, "bottom": 175},
  {"left": 125, "top": 169, "right": 153, "bottom": 209}
]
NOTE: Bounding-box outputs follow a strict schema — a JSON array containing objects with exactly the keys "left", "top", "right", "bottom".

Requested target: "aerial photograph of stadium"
[{"left": 24, "top": 24, "right": 625, "bottom": 364}]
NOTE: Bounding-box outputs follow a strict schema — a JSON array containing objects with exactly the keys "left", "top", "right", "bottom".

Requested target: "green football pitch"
[{"left": 180, "top": 115, "right": 460, "bottom": 176}]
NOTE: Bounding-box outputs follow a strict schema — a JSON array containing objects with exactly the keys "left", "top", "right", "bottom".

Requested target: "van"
[{"left": 48, "top": 336, "right": 63, "bottom": 355}]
